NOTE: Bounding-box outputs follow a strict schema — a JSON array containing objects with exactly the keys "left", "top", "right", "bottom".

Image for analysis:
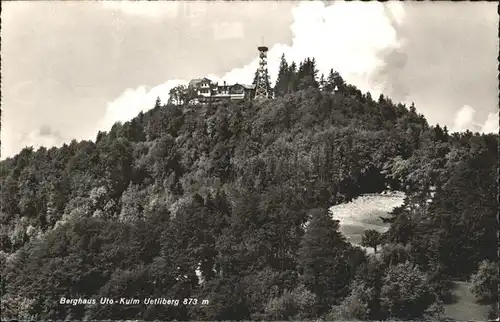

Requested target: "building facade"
[{"left": 188, "top": 78, "right": 255, "bottom": 103}]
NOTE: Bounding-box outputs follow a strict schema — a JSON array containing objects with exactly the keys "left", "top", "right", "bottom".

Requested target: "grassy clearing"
[{"left": 329, "top": 192, "right": 405, "bottom": 248}]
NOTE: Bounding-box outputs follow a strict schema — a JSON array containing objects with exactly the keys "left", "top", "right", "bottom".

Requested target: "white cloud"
[
  {"left": 480, "top": 112, "right": 499, "bottom": 134},
  {"left": 450, "top": 105, "right": 498, "bottom": 134},
  {"left": 1, "top": 129, "right": 65, "bottom": 158},
  {"left": 98, "top": 80, "right": 187, "bottom": 133},
  {"left": 286, "top": 1, "right": 400, "bottom": 91},
  {"left": 99, "top": 1, "right": 404, "bottom": 133},
  {"left": 452, "top": 105, "right": 476, "bottom": 132},
  {"left": 385, "top": 1, "right": 405, "bottom": 25},
  {"left": 217, "top": 1, "right": 403, "bottom": 92}
]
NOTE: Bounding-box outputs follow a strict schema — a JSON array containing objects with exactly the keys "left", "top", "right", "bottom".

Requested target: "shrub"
[{"left": 470, "top": 260, "right": 499, "bottom": 304}]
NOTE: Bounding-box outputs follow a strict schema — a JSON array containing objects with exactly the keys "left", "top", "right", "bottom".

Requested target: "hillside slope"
[{"left": 1, "top": 68, "right": 497, "bottom": 321}]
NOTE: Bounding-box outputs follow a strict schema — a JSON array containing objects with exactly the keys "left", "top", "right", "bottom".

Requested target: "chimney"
[{"left": 224, "top": 81, "right": 226, "bottom": 87}]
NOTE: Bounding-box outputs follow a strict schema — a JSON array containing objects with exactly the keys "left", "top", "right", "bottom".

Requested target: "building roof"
[{"left": 189, "top": 79, "right": 202, "bottom": 87}]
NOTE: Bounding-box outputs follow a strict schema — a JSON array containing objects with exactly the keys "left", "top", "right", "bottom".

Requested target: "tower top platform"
[{"left": 258, "top": 46, "right": 268, "bottom": 52}]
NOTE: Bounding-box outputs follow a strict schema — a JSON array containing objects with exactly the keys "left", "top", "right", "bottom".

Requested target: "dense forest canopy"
[{"left": 1, "top": 54, "right": 498, "bottom": 321}]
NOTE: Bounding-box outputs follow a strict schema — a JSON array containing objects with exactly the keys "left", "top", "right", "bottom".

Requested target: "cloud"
[
  {"left": 100, "top": 1, "right": 403, "bottom": 133},
  {"left": 287, "top": 1, "right": 400, "bottom": 88},
  {"left": 216, "top": 1, "right": 403, "bottom": 91},
  {"left": 1, "top": 127, "right": 65, "bottom": 158},
  {"left": 39, "top": 124, "right": 63, "bottom": 139},
  {"left": 452, "top": 105, "right": 476, "bottom": 132},
  {"left": 450, "top": 105, "right": 499, "bottom": 134},
  {"left": 371, "top": 2, "right": 497, "bottom": 126},
  {"left": 480, "top": 112, "right": 499, "bottom": 134},
  {"left": 98, "top": 79, "right": 188, "bottom": 132}
]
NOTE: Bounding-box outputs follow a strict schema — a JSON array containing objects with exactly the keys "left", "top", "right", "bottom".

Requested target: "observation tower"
[{"left": 254, "top": 46, "right": 269, "bottom": 100}]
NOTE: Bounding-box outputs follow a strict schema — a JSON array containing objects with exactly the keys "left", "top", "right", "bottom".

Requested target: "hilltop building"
[
  {"left": 188, "top": 78, "right": 255, "bottom": 103},
  {"left": 187, "top": 46, "right": 271, "bottom": 104}
]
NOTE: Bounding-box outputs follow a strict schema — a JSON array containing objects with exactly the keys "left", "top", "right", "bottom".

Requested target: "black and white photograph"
[{"left": 0, "top": 1, "right": 498, "bottom": 321}]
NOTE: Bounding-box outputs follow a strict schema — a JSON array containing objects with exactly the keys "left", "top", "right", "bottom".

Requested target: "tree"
[
  {"left": 426, "top": 298, "right": 445, "bottom": 321},
  {"left": 191, "top": 276, "right": 249, "bottom": 320},
  {"left": 354, "top": 255, "right": 386, "bottom": 320},
  {"left": 470, "top": 260, "right": 499, "bottom": 304},
  {"left": 380, "top": 261, "right": 433, "bottom": 319},
  {"left": 240, "top": 268, "right": 281, "bottom": 319},
  {"left": 1, "top": 175, "right": 20, "bottom": 214},
  {"left": 297, "top": 57, "right": 319, "bottom": 90},
  {"left": 410, "top": 102, "right": 416, "bottom": 114},
  {"left": 319, "top": 73, "right": 326, "bottom": 90},
  {"left": 119, "top": 184, "right": 146, "bottom": 222},
  {"left": 263, "top": 284, "right": 316, "bottom": 320},
  {"left": 361, "top": 229, "right": 382, "bottom": 253},
  {"left": 168, "top": 85, "right": 188, "bottom": 105},
  {"left": 488, "top": 303, "right": 499, "bottom": 320},
  {"left": 298, "top": 208, "right": 351, "bottom": 313},
  {"left": 155, "top": 96, "right": 162, "bottom": 108},
  {"left": 99, "top": 137, "right": 134, "bottom": 202},
  {"left": 328, "top": 281, "right": 373, "bottom": 321},
  {"left": 326, "top": 69, "right": 344, "bottom": 92},
  {"left": 381, "top": 242, "right": 411, "bottom": 267},
  {"left": 87, "top": 265, "right": 149, "bottom": 320},
  {"left": 274, "top": 54, "right": 290, "bottom": 97},
  {"left": 287, "top": 62, "right": 298, "bottom": 93}
]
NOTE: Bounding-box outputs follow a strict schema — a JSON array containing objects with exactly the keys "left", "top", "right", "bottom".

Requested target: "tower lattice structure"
[{"left": 254, "top": 46, "right": 269, "bottom": 100}]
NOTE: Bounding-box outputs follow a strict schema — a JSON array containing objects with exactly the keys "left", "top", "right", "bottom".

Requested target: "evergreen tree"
[
  {"left": 410, "top": 102, "right": 417, "bottom": 114},
  {"left": 287, "top": 62, "right": 299, "bottom": 93},
  {"left": 274, "top": 54, "right": 290, "bottom": 97},
  {"left": 298, "top": 209, "right": 351, "bottom": 314},
  {"left": 297, "top": 57, "right": 319, "bottom": 90},
  {"left": 310, "top": 57, "right": 319, "bottom": 87},
  {"left": 325, "top": 69, "right": 335, "bottom": 91},
  {"left": 319, "top": 73, "right": 326, "bottom": 90},
  {"left": 252, "top": 69, "right": 259, "bottom": 87}
]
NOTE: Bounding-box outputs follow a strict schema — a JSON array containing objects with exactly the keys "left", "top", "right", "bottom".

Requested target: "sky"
[{"left": 1, "top": 1, "right": 498, "bottom": 159}]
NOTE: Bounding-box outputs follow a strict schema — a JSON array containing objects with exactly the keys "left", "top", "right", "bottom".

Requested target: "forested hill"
[{"left": 1, "top": 58, "right": 498, "bottom": 321}]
